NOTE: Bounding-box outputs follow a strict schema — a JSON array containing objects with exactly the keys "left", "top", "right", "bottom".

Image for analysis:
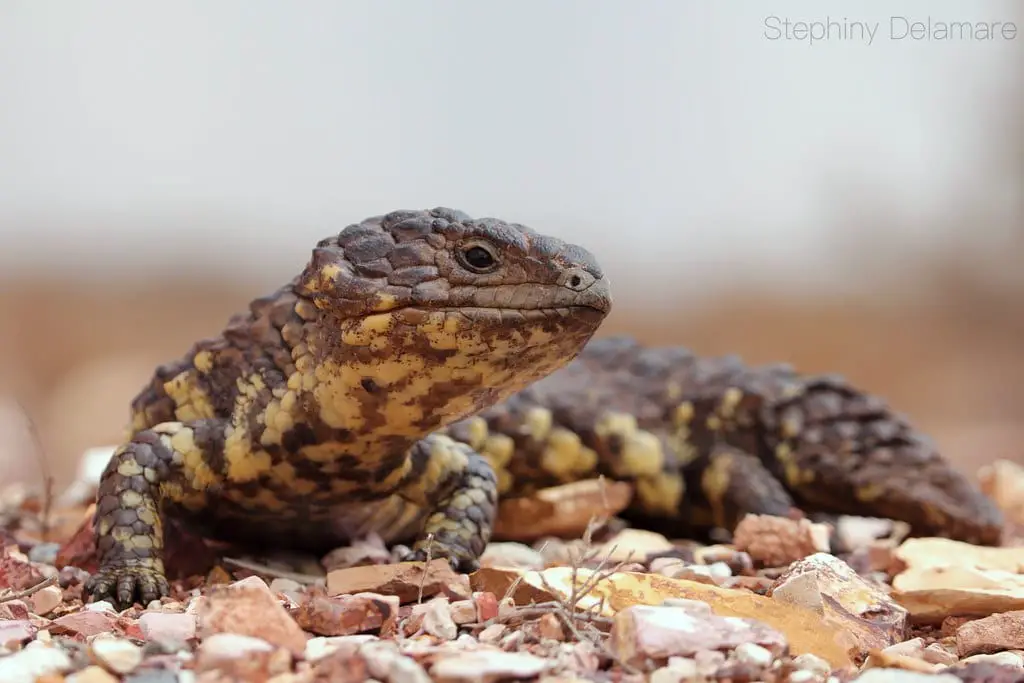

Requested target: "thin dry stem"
[
  {"left": 0, "top": 575, "right": 57, "bottom": 605},
  {"left": 15, "top": 399, "right": 55, "bottom": 541},
  {"left": 417, "top": 532, "right": 434, "bottom": 605}
]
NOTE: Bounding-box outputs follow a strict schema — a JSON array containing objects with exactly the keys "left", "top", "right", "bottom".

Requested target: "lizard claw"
[{"left": 85, "top": 563, "right": 169, "bottom": 608}]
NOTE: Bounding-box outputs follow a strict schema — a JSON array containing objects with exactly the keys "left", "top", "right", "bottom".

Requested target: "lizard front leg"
[
  {"left": 85, "top": 419, "right": 223, "bottom": 607},
  {"left": 394, "top": 433, "right": 498, "bottom": 572}
]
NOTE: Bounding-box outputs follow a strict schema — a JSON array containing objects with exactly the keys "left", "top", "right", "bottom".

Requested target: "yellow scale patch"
[
  {"left": 163, "top": 370, "right": 216, "bottom": 424},
  {"left": 594, "top": 412, "right": 664, "bottom": 479}
]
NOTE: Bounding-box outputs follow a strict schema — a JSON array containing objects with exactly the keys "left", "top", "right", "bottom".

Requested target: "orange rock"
[
  {"left": 769, "top": 553, "right": 908, "bottom": 661},
  {"left": 891, "top": 538, "right": 1024, "bottom": 623},
  {"left": 491, "top": 479, "right": 632, "bottom": 542},
  {"left": 476, "top": 565, "right": 855, "bottom": 670},
  {"left": 978, "top": 459, "right": 1024, "bottom": 527}
]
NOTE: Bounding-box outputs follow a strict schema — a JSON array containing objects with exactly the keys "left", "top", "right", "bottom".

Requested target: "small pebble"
[
  {"left": 27, "top": 542, "right": 60, "bottom": 565},
  {"left": 85, "top": 600, "right": 117, "bottom": 614},
  {"left": 138, "top": 611, "right": 197, "bottom": 643},
  {"left": 91, "top": 635, "right": 143, "bottom": 674},
  {"left": 793, "top": 652, "right": 832, "bottom": 675},
  {"left": 67, "top": 664, "right": 119, "bottom": 683},
  {"left": 734, "top": 642, "right": 774, "bottom": 668},
  {"left": 0, "top": 643, "right": 74, "bottom": 683},
  {"left": 961, "top": 651, "right": 1024, "bottom": 668},
  {"left": 421, "top": 598, "right": 457, "bottom": 640}
]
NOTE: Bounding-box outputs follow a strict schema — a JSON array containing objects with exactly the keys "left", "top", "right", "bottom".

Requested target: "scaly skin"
[
  {"left": 86, "top": 209, "right": 1004, "bottom": 607},
  {"left": 85, "top": 207, "right": 612, "bottom": 607},
  {"left": 444, "top": 336, "right": 1004, "bottom": 546}
]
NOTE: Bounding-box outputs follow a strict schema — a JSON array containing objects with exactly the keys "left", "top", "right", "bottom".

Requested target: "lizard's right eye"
[{"left": 458, "top": 243, "right": 499, "bottom": 273}]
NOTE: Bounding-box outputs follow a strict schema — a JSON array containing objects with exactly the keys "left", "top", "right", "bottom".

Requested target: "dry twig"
[{"left": 0, "top": 575, "right": 57, "bottom": 605}]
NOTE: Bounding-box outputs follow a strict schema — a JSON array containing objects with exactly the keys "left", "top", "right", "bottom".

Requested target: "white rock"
[
  {"left": 961, "top": 651, "right": 1024, "bottom": 668},
  {"left": 853, "top": 669, "right": 960, "bottom": 682},
  {"left": 90, "top": 635, "right": 143, "bottom": 674},
  {"left": 431, "top": 651, "right": 549, "bottom": 681},
  {"left": 420, "top": 597, "right": 457, "bottom": 640},
  {"left": 85, "top": 600, "right": 117, "bottom": 614},
  {"left": 793, "top": 653, "right": 832, "bottom": 675},
  {"left": 734, "top": 642, "right": 774, "bottom": 668},
  {"left": 0, "top": 644, "right": 74, "bottom": 683},
  {"left": 362, "top": 640, "right": 431, "bottom": 683},
  {"left": 304, "top": 634, "right": 377, "bottom": 662},
  {"left": 199, "top": 632, "right": 275, "bottom": 658}
]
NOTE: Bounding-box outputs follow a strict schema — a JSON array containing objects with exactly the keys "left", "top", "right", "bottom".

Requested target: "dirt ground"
[{"left": 0, "top": 278, "right": 1021, "bottom": 493}]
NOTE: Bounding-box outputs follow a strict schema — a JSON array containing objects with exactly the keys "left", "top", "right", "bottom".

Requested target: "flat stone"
[
  {"left": 327, "top": 559, "right": 469, "bottom": 603},
  {"left": 610, "top": 604, "right": 787, "bottom": 666},
  {"left": 490, "top": 478, "right": 632, "bottom": 542},
  {"left": 50, "top": 609, "right": 117, "bottom": 639},
  {"left": 892, "top": 539, "right": 1024, "bottom": 623}
]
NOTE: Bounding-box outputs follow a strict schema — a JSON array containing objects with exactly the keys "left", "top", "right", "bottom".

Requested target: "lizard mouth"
[{"left": 393, "top": 305, "right": 608, "bottom": 325}]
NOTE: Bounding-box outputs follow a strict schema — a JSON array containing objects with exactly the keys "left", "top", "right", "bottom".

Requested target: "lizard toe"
[{"left": 86, "top": 565, "right": 169, "bottom": 608}]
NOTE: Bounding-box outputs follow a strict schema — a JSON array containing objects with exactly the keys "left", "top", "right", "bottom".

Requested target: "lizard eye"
[{"left": 458, "top": 242, "right": 499, "bottom": 273}]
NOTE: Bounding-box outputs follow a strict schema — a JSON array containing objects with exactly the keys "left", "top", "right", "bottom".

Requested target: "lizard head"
[{"left": 295, "top": 207, "right": 612, "bottom": 435}]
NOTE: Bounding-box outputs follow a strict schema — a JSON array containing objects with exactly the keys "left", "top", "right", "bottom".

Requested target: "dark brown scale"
[{"left": 452, "top": 335, "right": 1003, "bottom": 545}]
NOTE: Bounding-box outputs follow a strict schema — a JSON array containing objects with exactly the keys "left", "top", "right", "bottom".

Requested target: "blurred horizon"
[
  {"left": 0, "top": 0, "right": 1022, "bottom": 491},
  {"left": 0, "top": 1, "right": 1022, "bottom": 304}
]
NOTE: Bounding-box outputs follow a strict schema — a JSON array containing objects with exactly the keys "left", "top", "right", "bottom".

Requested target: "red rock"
[
  {"left": 54, "top": 505, "right": 99, "bottom": 573},
  {"left": 197, "top": 580, "right": 307, "bottom": 657},
  {"left": 0, "top": 548, "right": 44, "bottom": 591},
  {"left": 732, "top": 514, "right": 830, "bottom": 567},
  {"left": 473, "top": 591, "right": 499, "bottom": 622},
  {"left": 308, "top": 649, "right": 371, "bottom": 683},
  {"left": 0, "top": 599, "right": 31, "bottom": 620},
  {"left": 49, "top": 610, "right": 117, "bottom": 639},
  {"left": 326, "top": 559, "right": 470, "bottom": 603},
  {"left": 292, "top": 590, "right": 399, "bottom": 637},
  {"left": 957, "top": 610, "right": 1024, "bottom": 657}
]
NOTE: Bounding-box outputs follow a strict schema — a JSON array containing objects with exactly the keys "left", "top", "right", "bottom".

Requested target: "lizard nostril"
[{"left": 569, "top": 275, "right": 582, "bottom": 289}]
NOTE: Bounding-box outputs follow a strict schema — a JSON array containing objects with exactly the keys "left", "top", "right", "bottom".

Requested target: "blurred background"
[{"left": 0, "top": 1, "right": 1022, "bottom": 493}]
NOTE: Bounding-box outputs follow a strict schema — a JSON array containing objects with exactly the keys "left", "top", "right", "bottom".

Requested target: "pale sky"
[{"left": 0, "top": 0, "right": 1020, "bottom": 303}]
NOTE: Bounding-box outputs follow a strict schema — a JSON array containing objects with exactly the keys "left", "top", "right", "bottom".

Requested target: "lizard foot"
[
  {"left": 394, "top": 435, "right": 498, "bottom": 574},
  {"left": 84, "top": 560, "right": 170, "bottom": 608},
  {"left": 400, "top": 535, "right": 482, "bottom": 573}
]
